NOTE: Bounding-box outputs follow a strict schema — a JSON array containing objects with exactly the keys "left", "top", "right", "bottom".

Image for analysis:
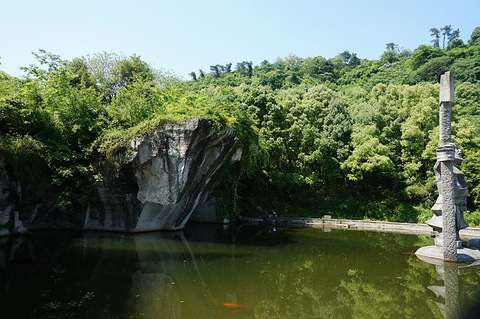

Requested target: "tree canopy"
[{"left": 2, "top": 25, "right": 480, "bottom": 224}]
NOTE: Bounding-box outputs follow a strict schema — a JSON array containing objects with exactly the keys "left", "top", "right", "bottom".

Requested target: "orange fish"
[{"left": 223, "top": 303, "right": 245, "bottom": 309}]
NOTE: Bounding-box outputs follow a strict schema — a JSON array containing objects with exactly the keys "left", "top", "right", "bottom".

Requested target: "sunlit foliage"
[{"left": 2, "top": 25, "right": 480, "bottom": 222}]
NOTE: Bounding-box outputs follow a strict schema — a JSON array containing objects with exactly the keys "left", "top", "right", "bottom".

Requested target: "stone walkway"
[{"left": 241, "top": 216, "right": 480, "bottom": 240}]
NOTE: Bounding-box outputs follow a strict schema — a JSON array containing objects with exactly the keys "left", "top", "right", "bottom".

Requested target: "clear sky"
[{"left": 1, "top": 0, "right": 479, "bottom": 80}]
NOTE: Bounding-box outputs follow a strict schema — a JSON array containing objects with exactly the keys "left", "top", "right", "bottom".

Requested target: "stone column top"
[{"left": 439, "top": 71, "right": 454, "bottom": 104}]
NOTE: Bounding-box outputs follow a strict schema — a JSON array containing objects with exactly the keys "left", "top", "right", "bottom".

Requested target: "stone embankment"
[{"left": 240, "top": 215, "right": 480, "bottom": 240}]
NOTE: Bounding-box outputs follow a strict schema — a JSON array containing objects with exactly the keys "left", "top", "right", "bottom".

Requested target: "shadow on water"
[
  {"left": 185, "top": 222, "right": 293, "bottom": 246},
  {"left": 1, "top": 223, "right": 480, "bottom": 318}
]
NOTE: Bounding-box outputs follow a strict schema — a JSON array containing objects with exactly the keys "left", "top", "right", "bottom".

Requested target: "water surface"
[{"left": 1, "top": 223, "right": 480, "bottom": 318}]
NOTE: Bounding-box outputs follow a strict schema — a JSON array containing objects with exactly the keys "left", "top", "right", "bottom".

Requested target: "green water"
[{"left": 1, "top": 223, "right": 480, "bottom": 318}]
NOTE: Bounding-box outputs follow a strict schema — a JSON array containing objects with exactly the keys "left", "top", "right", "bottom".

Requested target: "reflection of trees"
[
  {"left": 461, "top": 267, "right": 480, "bottom": 306},
  {"left": 33, "top": 267, "right": 96, "bottom": 319},
  {"left": 336, "top": 249, "right": 447, "bottom": 319},
  {"left": 2, "top": 227, "right": 480, "bottom": 318},
  {"left": 402, "top": 256, "right": 441, "bottom": 317},
  {"left": 338, "top": 260, "right": 440, "bottom": 319},
  {"left": 337, "top": 252, "right": 480, "bottom": 319},
  {"left": 35, "top": 233, "right": 139, "bottom": 318},
  {"left": 427, "top": 263, "right": 480, "bottom": 319},
  {"left": 340, "top": 269, "right": 397, "bottom": 319},
  {"left": 242, "top": 228, "right": 445, "bottom": 319},
  {"left": 251, "top": 258, "right": 347, "bottom": 319}
]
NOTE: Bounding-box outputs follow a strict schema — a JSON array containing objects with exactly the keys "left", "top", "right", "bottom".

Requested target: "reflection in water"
[
  {"left": 428, "top": 261, "right": 480, "bottom": 319},
  {"left": 444, "top": 263, "right": 460, "bottom": 319},
  {"left": 1, "top": 224, "right": 480, "bottom": 318}
]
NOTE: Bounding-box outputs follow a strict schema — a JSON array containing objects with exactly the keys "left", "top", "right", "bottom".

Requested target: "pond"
[{"left": 1, "top": 223, "right": 480, "bottom": 318}]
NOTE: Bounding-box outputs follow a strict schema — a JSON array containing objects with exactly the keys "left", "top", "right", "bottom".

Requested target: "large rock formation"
[{"left": 0, "top": 118, "right": 237, "bottom": 235}]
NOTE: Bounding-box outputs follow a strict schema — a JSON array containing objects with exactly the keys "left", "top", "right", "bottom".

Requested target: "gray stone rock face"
[
  {"left": 88, "top": 117, "right": 237, "bottom": 231},
  {"left": 0, "top": 118, "right": 237, "bottom": 235}
]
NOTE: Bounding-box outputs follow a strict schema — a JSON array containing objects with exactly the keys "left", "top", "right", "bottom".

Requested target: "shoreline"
[
  {"left": 2, "top": 216, "right": 480, "bottom": 240},
  {"left": 240, "top": 216, "right": 480, "bottom": 240}
]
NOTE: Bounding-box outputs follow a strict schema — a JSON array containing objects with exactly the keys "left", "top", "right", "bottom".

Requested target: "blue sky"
[{"left": 1, "top": 0, "right": 479, "bottom": 80}]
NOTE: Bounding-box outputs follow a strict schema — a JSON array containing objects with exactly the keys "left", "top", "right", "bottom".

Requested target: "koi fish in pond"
[
  {"left": 223, "top": 303, "right": 245, "bottom": 308},
  {"left": 223, "top": 303, "right": 246, "bottom": 313}
]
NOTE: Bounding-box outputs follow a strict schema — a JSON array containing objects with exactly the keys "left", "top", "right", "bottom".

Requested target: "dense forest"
[{"left": 1, "top": 26, "right": 480, "bottom": 225}]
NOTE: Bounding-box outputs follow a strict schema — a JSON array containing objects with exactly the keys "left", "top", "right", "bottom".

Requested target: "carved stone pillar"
[{"left": 416, "top": 72, "right": 480, "bottom": 264}]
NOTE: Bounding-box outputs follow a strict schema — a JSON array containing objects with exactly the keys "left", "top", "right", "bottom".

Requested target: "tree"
[
  {"left": 20, "top": 49, "right": 66, "bottom": 80},
  {"left": 430, "top": 26, "right": 460, "bottom": 49},
  {"left": 234, "top": 82, "right": 276, "bottom": 124},
  {"left": 46, "top": 67, "right": 106, "bottom": 151},
  {"left": 386, "top": 43, "right": 399, "bottom": 52},
  {"left": 210, "top": 65, "right": 221, "bottom": 78},
  {"left": 301, "top": 56, "right": 335, "bottom": 82},
  {"left": 335, "top": 50, "right": 360, "bottom": 69},
  {"left": 430, "top": 28, "right": 441, "bottom": 48},
  {"left": 399, "top": 84, "right": 439, "bottom": 200},
  {"left": 341, "top": 125, "right": 394, "bottom": 182},
  {"left": 84, "top": 53, "right": 156, "bottom": 103},
  {"left": 446, "top": 39, "right": 464, "bottom": 51},
  {"left": 247, "top": 61, "right": 253, "bottom": 77},
  {"left": 342, "top": 83, "right": 407, "bottom": 184},
  {"left": 84, "top": 52, "right": 121, "bottom": 102},
  {"left": 381, "top": 50, "right": 399, "bottom": 64},
  {"left": 408, "top": 45, "right": 444, "bottom": 70},
  {"left": 107, "top": 77, "right": 165, "bottom": 127},
  {"left": 469, "top": 27, "right": 480, "bottom": 46},
  {"left": 414, "top": 56, "right": 453, "bottom": 82},
  {"left": 189, "top": 71, "right": 197, "bottom": 81},
  {"left": 316, "top": 98, "right": 351, "bottom": 185},
  {"left": 338, "top": 50, "right": 352, "bottom": 64},
  {"left": 236, "top": 61, "right": 253, "bottom": 77},
  {"left": 349, "top": 53, "right": 361, "bottom": 67},
  {"left": 441, "top": 25, "right": 453, "bottom": 49},
  {"left": 453, "top": 81, "right": 480, "bottom": 117},
  {"left": 448, "top": 29, "right": 460, "bottom": 43},
  {"left": 116, "top": 55, "right": 154, "bottom": 88},
  {"left": 68, "top": 58, "right": 97, "bottom": 89}
]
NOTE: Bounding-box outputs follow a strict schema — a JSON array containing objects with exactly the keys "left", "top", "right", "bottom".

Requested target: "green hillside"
[{"left": 2, "top": 26, "right": 480, "bottom": 224}]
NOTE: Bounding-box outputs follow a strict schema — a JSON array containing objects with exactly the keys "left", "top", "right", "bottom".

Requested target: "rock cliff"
[{"left": 0, "top": 118, "right": 237, "bottom": 235}]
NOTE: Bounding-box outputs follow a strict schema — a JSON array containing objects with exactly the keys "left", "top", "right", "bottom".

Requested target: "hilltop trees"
[
  {"left": 429, "top": 25, "right": 461, "bottom": 49},
  {"left": 180, "top": 24, "right": 480, "bottom": 221},
  {"left": 185, "top": 25, "right": 477, "bottom": 92}
]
